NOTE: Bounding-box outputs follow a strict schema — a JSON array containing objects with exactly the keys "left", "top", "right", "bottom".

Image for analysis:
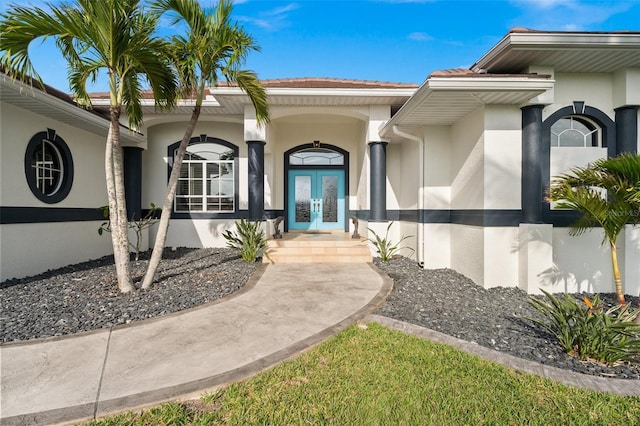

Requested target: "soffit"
[
  {"left": 473, "top": 31, "right": 640, "bottom": 74},
  {"left": 379, "top": 76, "right": 554, "bottom": 141},
  {"left": 1, "top": 78, "right": 144, "bottom": 145},
  {"left": 215, "top": 87, "right": 415, "bottom": 109}
]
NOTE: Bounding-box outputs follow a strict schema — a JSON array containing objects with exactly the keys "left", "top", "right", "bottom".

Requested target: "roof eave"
[
  {"left": 472, "top": 30, "right": 640, "bottom": 72},
  {"left": 1, "top": 77, "right": 145, "bottom": 145},
  {"left": 379, "top": 75, "right": 555, "bottom": 138}
]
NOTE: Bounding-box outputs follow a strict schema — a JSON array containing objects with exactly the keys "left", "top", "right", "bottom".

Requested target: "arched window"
[
  {"left": 172, "top": 137, "right": 238, "bottom": 213},
  {"left": 289, "top": 147, "right": 344, "bottom": 166},
  {"left": 24, "top": 129, "right": 74, "bottom": 203},
  {"left": 550, "top": 116, "right": 600, "bottom": 147}
]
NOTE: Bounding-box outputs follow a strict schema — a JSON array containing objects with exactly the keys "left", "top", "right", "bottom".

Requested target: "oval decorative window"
[{"left": 24, "top": 129, "right": 74, "bottom": 203}]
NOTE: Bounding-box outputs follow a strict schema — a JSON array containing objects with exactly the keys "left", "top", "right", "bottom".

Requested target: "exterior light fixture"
[{"left": 313, "top": 140, "right": 321, "bottom": 148}]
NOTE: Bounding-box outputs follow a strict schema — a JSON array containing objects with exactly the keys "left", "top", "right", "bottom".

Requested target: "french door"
[{"left": 288, "top": 169, "right": 345, "bottom": 231}]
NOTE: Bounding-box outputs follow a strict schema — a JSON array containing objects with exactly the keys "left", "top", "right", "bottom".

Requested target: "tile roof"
[
  {"left": 429, "top": 67, "right": 552, "bottom": 79},
  {"left": 253, "top": 78, "right": 419, "bottom": 89}
]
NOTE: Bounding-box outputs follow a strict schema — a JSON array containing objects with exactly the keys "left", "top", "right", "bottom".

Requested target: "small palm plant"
[
  {"left": 547, "top": 153, "right": 640, "bottom": 307},
  {"left": 368, "top": 222, "right": 414, "bottom": 262},
  {"left": 223, "top": 219, "right": 267, "bottom": 262},
  {"left": 529, "top": 291, "right": 640, "bottom": 365}
]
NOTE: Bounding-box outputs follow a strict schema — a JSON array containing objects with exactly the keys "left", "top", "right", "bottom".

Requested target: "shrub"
[
  {"left": 223, "top": 219, "right": 267, "bottom": 262},
  {"left": 529, "top": 290, "right": 640, "bottom": 365},
  {"left": 368, "top": 222, "right": 414, "bottom": 262},
  {"left": 98, "top": 203, "right": 160, "bottom": 262}
]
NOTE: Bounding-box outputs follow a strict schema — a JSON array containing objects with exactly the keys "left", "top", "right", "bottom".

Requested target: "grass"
[{"left": 88, "top": 323, "right": 640, "bottom": 425}]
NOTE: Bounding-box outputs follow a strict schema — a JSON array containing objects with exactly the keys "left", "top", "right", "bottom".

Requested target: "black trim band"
[{"left": 1, "top": 207, "right": 104, "bottom": 224}]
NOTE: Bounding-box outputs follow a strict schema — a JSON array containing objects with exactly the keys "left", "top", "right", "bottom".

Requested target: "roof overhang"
[
  {"left": 88, "top": 85, "right": 417, "bottom": 117},
  {"left": 473, "top": 30, "right": 640, "bottom": 74},
  {"left": 379, "top": 75, "right": 554, "bottom": 140},
  {"left": 213, "top": 86, "right": 416, "bottom": 109},
  {"left": 1, "top": 77, "right": 144, "bottom": 146}
]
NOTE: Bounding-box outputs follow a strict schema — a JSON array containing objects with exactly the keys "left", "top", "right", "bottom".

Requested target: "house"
[{"left": 1, "top": 28, "right": 639, "bottom": 297}]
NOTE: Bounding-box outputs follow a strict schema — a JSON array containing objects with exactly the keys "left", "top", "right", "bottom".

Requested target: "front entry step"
[{"left": 264, "top": 232, "right": 372, "bottom": 263}]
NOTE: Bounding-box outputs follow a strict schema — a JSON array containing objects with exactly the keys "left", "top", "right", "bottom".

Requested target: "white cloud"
[
  {"left": 408, "top": 32, "right": 434, "bottom": 41},
  {"left": 237, "top": 2, "right": 299, "bottom": 31},
  {"left": 509, "top": 0, "right": 634, "bottom": 31}
]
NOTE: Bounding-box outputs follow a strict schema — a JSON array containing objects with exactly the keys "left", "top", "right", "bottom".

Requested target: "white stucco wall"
[
  {"left": 422, "top": 223, "right": 450, "bottom": 269},
  {"left": 1, "top": 103, "right": 108, "bottom": 207},
  {"left": 423, "top": 125, "right": 451, "bottom": 210},
  {"left": 483, "top": 227, "right": 520, "bottom": 288},
  {"left": 551, "top": 73, "right": 614, "bottom": 117},
  {"left": 1, "top": 102, "right": 114, "bottom": 281},
  {"left": 483, "top": 105, "right": 521, "bottom": 210},
  {"left": 1, "top": 222, "right": 113, "bottom": 281},
  {"left": 450, "top": 108, "right": 484, "bottom": 210},
  {"left": 450, "top": 224, "right": 484, "bottom": 286}
]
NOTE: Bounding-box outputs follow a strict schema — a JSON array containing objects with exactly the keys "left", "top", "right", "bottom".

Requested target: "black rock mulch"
[
  {"left": 1, "top": 250, "right": 637, "bottom": 381},
  {"left": 374, "top": 257, "right": 639, "bottom": 380},
  {"left": 0, "top": 248, "right": 259, "bottom": 343}
]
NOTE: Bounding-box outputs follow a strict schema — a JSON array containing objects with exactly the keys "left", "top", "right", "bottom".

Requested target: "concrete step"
[{"left": 264, "top": 233, "right": 372, "bottom": 264}]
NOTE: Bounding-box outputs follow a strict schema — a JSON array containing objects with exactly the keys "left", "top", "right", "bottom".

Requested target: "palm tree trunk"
[
  {"left": 107, "top": 108, "right": 134, "bottom": 293},
  {"left": 141, "top": 105, "right": 201, "bottom": 289},
  {"left": 609, "top": 241, "right": 625, "bottom": 306}
]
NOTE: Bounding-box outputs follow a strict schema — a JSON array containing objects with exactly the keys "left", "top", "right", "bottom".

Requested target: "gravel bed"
[
  {"left": 1, "top": 251, "right": 638, "bottom": 381},
  {"left": 0, "top": 248, "right": 259, "bottom": 342},
  {"left": 374, "top": 257, "right": 640, "bottom": 380}
]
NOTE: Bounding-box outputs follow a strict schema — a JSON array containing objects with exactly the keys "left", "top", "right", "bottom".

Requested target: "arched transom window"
[
  {"left": 550, "top": 116, "right": 601, "bottom": 147},
  {"left": 289, "top": 147, "right": 344, "bottom": 166}
]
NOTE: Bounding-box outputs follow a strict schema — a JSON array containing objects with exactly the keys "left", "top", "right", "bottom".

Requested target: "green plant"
[
  {"left": 529, "top": 290, "right": 640, "bottom": 365},
  {"left": 222, "top": 219, "right": 267, "bottom": 262},
  {"left": 547, "top": 153, "right": 640, "bottom": 307},
  {"left": 368, "top": 222, "right": 414, "bottom": 261},
  {"left": 98, "top": 203, "right": 160, "bottom": 262}
]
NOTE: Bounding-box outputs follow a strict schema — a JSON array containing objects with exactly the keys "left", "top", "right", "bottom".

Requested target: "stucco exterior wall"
[
  {"left": 450, "top": 107, "right": 484, "bottom": 210},
  {"left": 423, "top": 125, "right": 451, "bottom": 210},
  {"left": 483, "top": 105, "right": 521, "bottom": 210},
  {"left": 483, "top": 227, "right": 520, "bottom": 288},
  {"left": 1, "top": 102, "right": 113, "bottom": 281},
  {"left": 551, "top": 73, "right": 615, "bottom": 117},
  {"left": 1, "top": 102, "right": 107, "bottom": 207},
  {"left": 450, "top": 224, "right": 484, "bottom": 285}
]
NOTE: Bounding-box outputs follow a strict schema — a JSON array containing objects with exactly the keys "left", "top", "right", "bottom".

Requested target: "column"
[
  {"left": 369, "top": 141, "right": 388, "bottom": 222},
  {"left": 247, "top": 140, "right": 266, "bottom": 221},
  {"left": 615, "top": 106, "right": 639, "bottom": 155},
  {"left": 123, "top": 147, "right": 143, "bottom": 221},
  {"left": 521, "top": 105, "right": 544, "bottom": 224}
]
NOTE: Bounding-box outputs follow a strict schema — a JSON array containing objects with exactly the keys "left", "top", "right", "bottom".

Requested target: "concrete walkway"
[
  {"left": 2, "top": 263, "right": 638, "bottom": 425},
  {"left": 0, "top": 263, "right": 392, "bottom": 426}
]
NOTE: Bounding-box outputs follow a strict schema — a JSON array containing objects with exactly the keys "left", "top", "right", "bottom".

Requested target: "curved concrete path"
[
  {"left": 0, "top": 263, "right": 391, "bottom": 426},
  {"left": 2, "top": 263, "right": 638, "bottom": 425}
]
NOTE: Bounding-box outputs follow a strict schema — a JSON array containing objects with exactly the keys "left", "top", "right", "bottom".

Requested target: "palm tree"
[
  {"left": 140, "top": 0, "right": 269, "bottom": 289},
  {"left": 1, "top": 0, "right": 177, "bottom": 293},
  {"left": 548, "top": 153, "right": 640, "bottom": 307}
]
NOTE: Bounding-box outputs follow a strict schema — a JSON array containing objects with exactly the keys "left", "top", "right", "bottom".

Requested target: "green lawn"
[{"left": 89, "top": 323, "right": 640, "bottom": 425}]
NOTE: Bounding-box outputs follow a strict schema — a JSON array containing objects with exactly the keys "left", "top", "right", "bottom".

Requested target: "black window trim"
[
  {"left": 167, "top": 135, "right": 240, "bottom": 219},
  {"left": 24, "top": 128, "right": 74, "bottom": 204}
]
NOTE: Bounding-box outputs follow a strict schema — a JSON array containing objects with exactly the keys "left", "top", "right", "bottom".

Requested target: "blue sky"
[{"left": 2, "top": 0, "right": 639, "bottom": 92}]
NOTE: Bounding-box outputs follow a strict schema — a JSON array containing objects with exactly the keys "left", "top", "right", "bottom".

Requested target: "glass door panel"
[{"left": 288, "top": 170, "right": 344, "bottom": 231}]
